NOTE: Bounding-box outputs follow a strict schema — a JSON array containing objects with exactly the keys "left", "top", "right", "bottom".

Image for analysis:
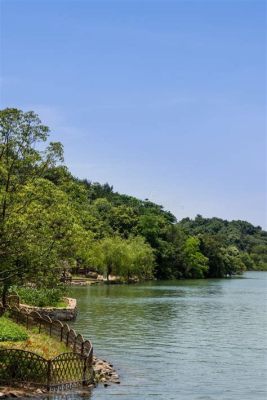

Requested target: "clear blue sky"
[{"left": 1, "top": 0, "right": 266, "bottom": 228}]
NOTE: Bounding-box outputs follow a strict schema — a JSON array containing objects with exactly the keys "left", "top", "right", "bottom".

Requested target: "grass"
[
  {"left": 0, "top": 317, "right": 29, "bottom": 342},
  {"left": 19, "top": 300, "right": 68, "bottom": 309},
  {"left": 0, "top": 317, "right": 69, "bottom": 358},
  {"left": 55, "top": 300, "right": 68, "bottom": 308},
  {"left": 19, "top": 299, "right": 67, "bottom": 308}
]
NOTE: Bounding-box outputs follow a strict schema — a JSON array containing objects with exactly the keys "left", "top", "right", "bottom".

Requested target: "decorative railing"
[{"left": 0, "top": 305, "right": 93, "bottom": 390}]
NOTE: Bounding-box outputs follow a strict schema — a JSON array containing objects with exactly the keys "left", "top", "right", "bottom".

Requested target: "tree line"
[{"left": 0, "top": 108, "right": 266, "bottom": 303}]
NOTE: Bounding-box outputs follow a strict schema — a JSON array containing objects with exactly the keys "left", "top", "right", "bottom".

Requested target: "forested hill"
[
  {"left": 179, "top": 216, "right": 267, "bottom": 271},
  {"left": 1, "top": 109, "right": 266, "bottom": 297},
  {"left": 45, "top": 165, "right": 267, "bottom": 278}
]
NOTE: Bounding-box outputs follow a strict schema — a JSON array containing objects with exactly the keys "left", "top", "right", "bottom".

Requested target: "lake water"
[{"left": 52, "top": 271, "right": 267, "bottom": 400}]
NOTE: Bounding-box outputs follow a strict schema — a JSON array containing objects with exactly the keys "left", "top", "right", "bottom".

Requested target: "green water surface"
[{"left": 51, "top": 271, "right": 267, "bottom": 400}]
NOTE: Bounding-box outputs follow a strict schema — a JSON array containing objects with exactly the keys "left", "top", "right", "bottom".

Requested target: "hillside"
[
  {"left": 45, "top": 165, "right": 267, "bottom": 278},
  {"left": 1, "top": 108, "right": 266, "bottom": 303}
]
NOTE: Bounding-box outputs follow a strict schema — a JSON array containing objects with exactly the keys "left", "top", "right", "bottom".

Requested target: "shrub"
[{"left": 12, "top": 286, "right": 65, "bottom": 307}]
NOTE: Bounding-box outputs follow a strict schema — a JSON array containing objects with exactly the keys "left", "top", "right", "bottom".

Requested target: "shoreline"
[{"left": 0, "top": 356, "right": 119, "bottom": 398}]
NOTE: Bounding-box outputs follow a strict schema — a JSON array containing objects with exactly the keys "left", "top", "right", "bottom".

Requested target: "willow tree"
[
  {"left": 121, "top": 236, "right": 154, "bottom": 282},
  {"left": 89, "top": 235, "right": 154, "bottom": 282}
]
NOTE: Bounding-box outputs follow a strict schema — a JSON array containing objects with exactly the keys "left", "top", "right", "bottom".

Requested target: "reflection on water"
[
  {"left": 35, "top": 393, "right": 92, "bottom": 400},
  {"left": 50, "top": 272, "right": 266, "bottom": 400}
]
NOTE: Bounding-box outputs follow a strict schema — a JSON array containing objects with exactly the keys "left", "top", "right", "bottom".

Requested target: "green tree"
[
  {"left": 200, "top": 235, "right": 246, "bottom": 277},
  {"left": 109, "top": 205, "right": 138, "bottom": 238},
  {"left": 89, "top": 236, "right": 128, "bottom": 281},
  {"left": 89, "top": 236, "right": 154, "bottom": 282},
  {"left": 182, "top": 237, "right": 209, "bottom": 278},
  {"left": 120, "top": 236, "right": 154, "bottom": 282},
  {"left": 199, "top": 235, "right": 227, "bottom": 278},
  {"left": 0, "top": 108, "right": 66, "bottom": 304},
  {"left": 250, "top": 244, "right": 267, "bottom": 270},
  {"left": 240, "top": 252, "right": 256, "bottom": 270},
  {"left": 222, "top": 246, "right": 246, "bottom": 275}
]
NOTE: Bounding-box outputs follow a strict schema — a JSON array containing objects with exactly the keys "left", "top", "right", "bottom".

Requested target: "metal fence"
[{"left": 0, "top": 306, "right": 93, "bottom": 390}]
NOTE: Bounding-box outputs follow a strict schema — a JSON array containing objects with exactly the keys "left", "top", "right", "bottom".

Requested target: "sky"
[{"left": 0, "top": 0, "right": 266, "bottom": 228}]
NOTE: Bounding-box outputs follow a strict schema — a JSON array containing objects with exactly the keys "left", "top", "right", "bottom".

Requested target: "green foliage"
[
  {"left": 0, "top": 109, "right": 93, "bottom": 303},
  {"left": 0, "top": 317, "right": 28, "bottom": 342},
  {"left": 11, "top": 287, "right": 65, "bottom": 307},
  {"left": 0, "top": 109, "right": 68, "bottom": 303},
  {"left": 180, "top": 216, "right": 266, "bottom": 274},
  {"left": 199, "top": 235, "right": 227, "bottom": 278},
  {"left": 89, "top": 235, "right": 154, "bottom": 282},
  {"left": 250, "top": 244, "right": 267, "bottom": 270},
  {"left": 0, "top": 325, "right": 68, "bottom": 358},
  {"left": 124, "top": 236, "right": 155, "bottom": 281},
  {"left": 0, "top": 108, "right": 266, "bottom": 289},
  {"left": 109, "top": 205, "right": 138, "bottom": 238},
  {"left": 182, "top": 237, "right": 209, "bottom": 278}
]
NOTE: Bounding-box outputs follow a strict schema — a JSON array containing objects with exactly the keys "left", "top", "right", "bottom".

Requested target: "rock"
[
  {"left": 0, "top": 386, "right": 48, "bottom": 398},
  {"left": 93, "top": 356, "right": 119, "bottom": 386},
  {"left": 86, "top": 272, "right": 98, "bottom": 279},
  {"left": 87, "top": 384, "right": 95, "bottom": 389}
]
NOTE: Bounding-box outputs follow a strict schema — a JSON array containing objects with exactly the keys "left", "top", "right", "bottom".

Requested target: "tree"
[
  {"left": 240, "top": 252, "right": 255, "bottom": 270},
  {"left": 199, "top": 235, "right": 227, "bottom": 278},
  {"left": 120, "top": 236, "right": 154, "bottom": 282},
  {"left": 199, "top": 235, "right": 246, "bottom": 277},
  {"left": 137, "top": 214, "right": 168, "bottom": 247},
  {"left": 89, "top": 236, "right": 154, "bottom": 282},
  {"left": 89, "top": 236, "right": 128, "bottom": 281},
  {"left": 222, "top": 246, "right": 246, "bottom": 276},
  {"left": 109, "top": 205, "right": 138, "bottom": 238},
  {"left": 182, "top": 237, "right": 209, "bottom": 278},
  {"left": 0, "top": 108, "right": 65, "bottom": 304}
]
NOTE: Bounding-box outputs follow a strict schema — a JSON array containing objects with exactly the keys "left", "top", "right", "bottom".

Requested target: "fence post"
[
  {"left": 82, "top": 357, "right": 87, "bottom": 386},
  {"left": 81, "top": 341, "right": 84, "bottom": 356},
  {"left": 47, "top": 360, "right": 52, "bottom": 391},
  {"left": 66, "top": 330, "right": 70, "bottom": 346}
]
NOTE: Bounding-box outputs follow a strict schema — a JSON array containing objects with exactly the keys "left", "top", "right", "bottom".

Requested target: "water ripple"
[{"left": 58, "top": 271, "right": 267, "bottom": 400}]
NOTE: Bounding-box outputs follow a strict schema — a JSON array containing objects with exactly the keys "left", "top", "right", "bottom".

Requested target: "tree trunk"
[
  {"left": 106, "top": 266, "right": 112, "bottom": 283},
  {"left": 2, "top": 282, "right": 9, "bottom": 308}
]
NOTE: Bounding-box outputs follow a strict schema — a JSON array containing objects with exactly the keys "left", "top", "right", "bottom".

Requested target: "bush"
[
  {"left": 0, "top": 317, "right": 28, "bottom": 342},
  {"left": 12, "top": 287, "right": 65, "bottom": 307}
]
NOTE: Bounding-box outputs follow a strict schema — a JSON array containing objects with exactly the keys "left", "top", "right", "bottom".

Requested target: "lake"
[{"left": 51, "top": 271, "right": 267, "bottom": 400}]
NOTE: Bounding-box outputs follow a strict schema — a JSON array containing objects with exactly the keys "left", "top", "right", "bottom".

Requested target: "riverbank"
[
  {"left": 93, "top": 356, "right": 120, "bottom": 386},
  {"left": 0, "top": 355, "right": 119, "bottom": 398},
  {"left": 0, "top": 316, "right": 69, "bottom": 357}
]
